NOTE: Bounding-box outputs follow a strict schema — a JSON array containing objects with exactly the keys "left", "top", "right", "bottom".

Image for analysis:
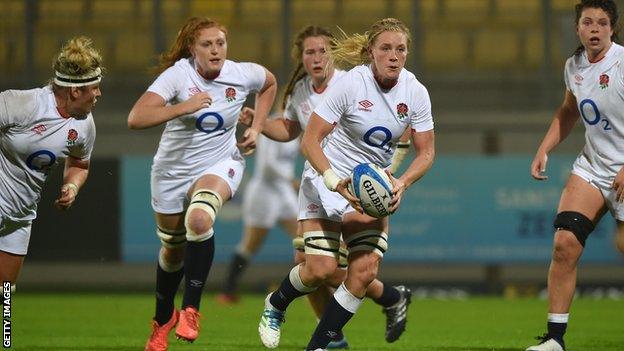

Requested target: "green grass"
[{"left": 7, "top": 293, "right": 624, "bottom": 350}]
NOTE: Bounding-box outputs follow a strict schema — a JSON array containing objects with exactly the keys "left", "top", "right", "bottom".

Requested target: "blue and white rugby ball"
[{"left": 350, "top": 163, "right": 393, "bottom": 218}]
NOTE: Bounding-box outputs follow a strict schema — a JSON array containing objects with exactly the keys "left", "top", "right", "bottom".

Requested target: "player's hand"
[
  {"left": 238, "top": 128, "right": 259, "bottom": 156},
  {"left": 612, "top": 166, "right": 624, "bottom": 202},
  {"left": 386, "top": 170, "right": 406, "bottom": 214},
  {"left": 531, "top": 151, "right": 548, "bottom": 180},
  {"left": 54, "top": 183, "right": 78, "bottom": 210},
  {"left": 182, "top": 92, "right": 212, "bottom": 114},
  {"left": 336, "top": 177, "right": 363, "bottom": 213},
  {"left": 238, "top": 107, "right": 255, "bottom": 127}
]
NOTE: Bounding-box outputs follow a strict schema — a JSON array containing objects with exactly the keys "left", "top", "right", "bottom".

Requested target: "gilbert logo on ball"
[{"left": 350, "top": 163, "right": 393, "bottom": 218}]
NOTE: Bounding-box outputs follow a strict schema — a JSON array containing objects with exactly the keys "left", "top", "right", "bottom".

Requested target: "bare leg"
[
  {"left": 615, "top": 221, "right": 624, "bottom": 254},
  {"left": 548, "top": 175, "right": 605, "bottom": 314},
  {"left": 526, "top": 174, "right": 607, "bottom": 350},
  {"left": 0, "top": 250, "right": 24, "bottom": 286}
]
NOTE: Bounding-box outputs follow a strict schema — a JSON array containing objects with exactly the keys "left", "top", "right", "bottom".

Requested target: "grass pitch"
[{"left": 7, "top": 293, "right": 624, "bottom": 350}]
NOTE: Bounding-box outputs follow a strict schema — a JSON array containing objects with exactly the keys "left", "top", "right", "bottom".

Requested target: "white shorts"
[
  {"left": 242, "top": 178, "right": 298, "bottom": 228},
  {"left": 298, "top": 164, "right": 355, "bottom": 222},
  {"left": 151, "top": 157, "right": 245, "bottom": 214},
  {"left": 0, "top": 218, "right": 32, "bottom": 255},
  {"left": 571, "top": 152, "right": 624, "bottom": 220}
]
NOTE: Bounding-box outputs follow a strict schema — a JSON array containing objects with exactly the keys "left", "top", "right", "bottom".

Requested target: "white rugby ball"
[{"left": 350, "top": 163, "right": 393, "bottom": 218}]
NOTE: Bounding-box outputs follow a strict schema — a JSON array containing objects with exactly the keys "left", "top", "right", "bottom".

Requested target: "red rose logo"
[
  {"left": 68, "top": 129, "right": 78, "bottom": 141},
  {"left": 225, "top": 87, "right": 236, "bottom": 102},
  {"left": 67, "top": 129, "right": 78, "bottom": 146},
  {"left": 397, "top": 103, "right": 408, "bottom": 119},
  {"left": 599, "top": 74, "right": 609, "bottom": 89}
]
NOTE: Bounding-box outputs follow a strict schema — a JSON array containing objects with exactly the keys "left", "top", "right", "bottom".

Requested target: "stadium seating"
[{"left": 0, "top": 0, "right": 584, "bottom": 75}]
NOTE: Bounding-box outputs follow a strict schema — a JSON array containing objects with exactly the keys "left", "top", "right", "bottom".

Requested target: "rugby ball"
[{"left": 350, "top": 163, "right": 393, "bottom": 218}]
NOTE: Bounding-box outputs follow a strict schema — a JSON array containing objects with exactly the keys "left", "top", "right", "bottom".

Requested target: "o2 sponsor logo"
[
  {"left": 363, "top": 126, "right": 393, "bottom": 154},
  {"left": 195, "top": 112, "right": 228, "bottom": 136},
  {"left": 26, "top": 150, "right": 56, "bottom": 172},
  {"left": 579, "top": 99, "right": 611, "bottom": 131}
]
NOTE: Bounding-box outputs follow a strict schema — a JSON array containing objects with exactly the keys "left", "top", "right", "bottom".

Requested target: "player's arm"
[
  {"left": 399, "top": 129, "right": 435, "bottom": 187},
  {"left": 239, "top": 69, "right": 277, "bottom": 155},
  {"left": 55, "top": 156, "right": 89, "bottom": 210},
  {"left": 127, "top": 91, "right": 212, "bottom": 130},
  {"left": 301, "top": 113, "right": 335, "bottom": 178},
  {"left": 239, "top": 107, "right": 302, "bottom": 142},
  {"left": 388, "top": 126, "right": 412, "bottom": 174},
  {"left": 386, "top": 129, "right": 434, "bottom": 213},
  {"left": 302, "top": 112, "right": 361, "bottom": 210},
  {"left": 262, "top": 118, "right": 301, "bottom": 142},
  {"left": 531, "top": 90, "right": 579, "bottom": 180}
]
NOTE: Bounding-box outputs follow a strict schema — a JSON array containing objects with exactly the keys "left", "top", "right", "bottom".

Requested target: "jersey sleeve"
[
  {"left": 70, "top": 117, "right": 96, "bottom": 160},
  {"left": 563, "top": 57, "right": 574, "bottom": 92},
  {"left": 0, "top": 90, "right": 11, "bottom": 129},
  {"left": 147, "top": 65, "right": 182, "bottom": 103},
  {"left": 410, "top": 84, "right": 434, "bottom": 132},
  {"left": 313, "top": 73, "right": 352, "bottom": 124},
  {"left": 0, "top": 89, "right": 37, "bottom": 129},
  {"left": 240, "top": 62, "right": 267, "bottom": 93},
  {"left": 283, "top": 95, "right": 298, "bottom": 122}
]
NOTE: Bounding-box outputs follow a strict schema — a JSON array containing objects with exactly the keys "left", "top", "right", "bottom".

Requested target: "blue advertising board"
[{"left": 122, "top": 155, "right": 622, "bottom": 264}]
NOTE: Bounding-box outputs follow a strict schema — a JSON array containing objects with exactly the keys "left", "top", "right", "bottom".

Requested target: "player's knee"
[
  {"left": 552, "top": 232, "right": 581, "bottom": 263},
  {"left": 358, "top": 269, "right": 378, "bottom": 287},
  {"left": 157, "top": 226, "right": 187, "bottom": 249},
  {"left": 306, "top": 258, "right": 338, "bottom": 282},
  {"left": 185, "top": 189, "right": 222, "bottom": 242},
  {"left": 186, "top": 210, "right": 212, "bottom": 234},
  {"left": 553, "top": 211, "right": 594, "bottom": 247}
]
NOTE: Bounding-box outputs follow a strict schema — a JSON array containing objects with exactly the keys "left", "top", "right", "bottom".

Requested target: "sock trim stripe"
[{"left": 334, "top": 283, "right": 362, "bottom": 313}]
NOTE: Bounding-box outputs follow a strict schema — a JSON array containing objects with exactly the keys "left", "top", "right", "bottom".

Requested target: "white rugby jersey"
[
  {"left": 0, "top": 86, "right": 96, "bottom": 221},
  {"left": 251, "top": 133, "right": 299, "bottom": 183},
  {"left": 314, "top": 64, "right": 434, "bottom": 178},
  {"left": 148, "top": 58, "right": 266, "bottom": 176},
  {"left": 565, "top": 43, "right": 624, "bottom": 177},
  {"left": 284, "top": 69, "right": 346, "bottom": 130}
]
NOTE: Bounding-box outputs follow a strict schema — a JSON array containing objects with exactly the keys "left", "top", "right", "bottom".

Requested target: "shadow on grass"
[{"left": 433, "top": 348, "right": 521, "bottom": 351}]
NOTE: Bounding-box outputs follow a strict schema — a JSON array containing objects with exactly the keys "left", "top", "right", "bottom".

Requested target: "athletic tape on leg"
[
  {"left": 292, "top": 237, "right": 305, "bottom": 252},
  {"left": 157, "top": 226, "right": 187, "bottom": 248},
  {"left": 185, "top": 189, "right": 222, "bottom": 242},
  {"left": 338, "top": 246, "right": 348, "bottom": 269},
  {"left": 188, "top": 189, "right": 223, "bottom": 221},
  {"left": 303, "top": 231, "right": 341, "bottom": 258},
  {"left": 346, "top": 230, "right": 388, "bottom": 257},
  {"left": 553, "top": 211, "right": 594, "bottom": 247}
]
